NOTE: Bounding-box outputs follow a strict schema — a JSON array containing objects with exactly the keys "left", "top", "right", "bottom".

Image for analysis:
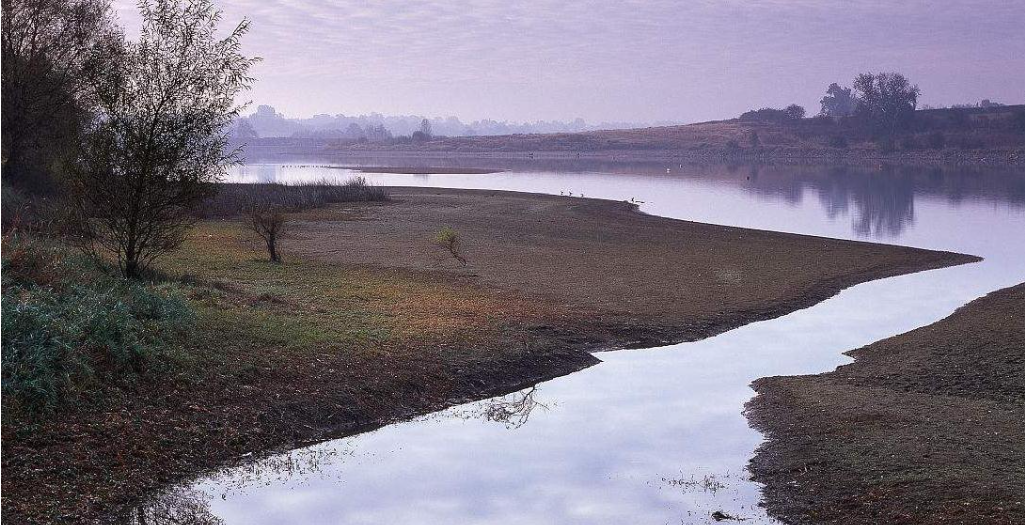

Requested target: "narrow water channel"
[{"left": 139, "top": 161, "right": 1025, "bottom": 524}]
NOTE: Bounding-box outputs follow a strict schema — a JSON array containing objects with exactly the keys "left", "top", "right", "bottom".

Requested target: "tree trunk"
[{"left": 266, "top": 235, "right": 280, "bottom": 263}]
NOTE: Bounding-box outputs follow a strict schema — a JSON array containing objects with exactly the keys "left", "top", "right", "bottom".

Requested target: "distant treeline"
[{"left": 230, "top": 105, "right": 680, "bottom": 141}]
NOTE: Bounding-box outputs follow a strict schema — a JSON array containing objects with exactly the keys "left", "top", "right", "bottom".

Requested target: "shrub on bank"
[{"left": 1, "top": 236, "right": 193, "bottom": 415}]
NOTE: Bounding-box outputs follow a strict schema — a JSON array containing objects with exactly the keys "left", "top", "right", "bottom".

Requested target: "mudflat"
[
  {"left": 747, "top": 283, "right": 1025, "bottom": 524},
  {"left": 290, "top": 187, "right": 977, "bottom": 347},
  {"left": 2, "top": 188, "right": 977, "bottom": 523}
]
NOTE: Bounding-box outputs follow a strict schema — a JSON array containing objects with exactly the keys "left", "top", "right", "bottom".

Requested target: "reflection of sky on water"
[
  {"left": 229, "top": 160, "right": 1025, "bottom": 242},
  {"left": 137, "top": 161, "right": 1025, "bottom": 524}
]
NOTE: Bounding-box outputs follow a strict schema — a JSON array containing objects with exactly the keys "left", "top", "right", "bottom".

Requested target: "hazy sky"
[{"left": 113, "top": 0, "right": 1025, "bottom": 124}]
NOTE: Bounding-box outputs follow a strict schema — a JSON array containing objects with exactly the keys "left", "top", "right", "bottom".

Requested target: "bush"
[
  {"left": 725, "top": 139, "right": 741, "bottom": 151},
  {"left": 900, "top": 135, "right": 918, "bottom": 151},
  {"left": 1, "top": 237, "right": 193, "bottom": 414}
]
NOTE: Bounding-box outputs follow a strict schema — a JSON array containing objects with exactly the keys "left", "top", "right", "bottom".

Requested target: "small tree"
[
  {"left": 434, "top": 226, "right": 465, "bottom": 266},
  {"left": 420, "top": 118, "right": 433, "bottom": 140},
  {"left": 819, "top": 83, "right": 857, "bottom": 118},
  {"left": 70, "top": 0, "right": 257, "bottom": 278},
  {"left": 784, "top": 104, "right": 806, "bottom": 120},
  {"left": 250, "top": 204, "right": 286, "bottom": 263}
]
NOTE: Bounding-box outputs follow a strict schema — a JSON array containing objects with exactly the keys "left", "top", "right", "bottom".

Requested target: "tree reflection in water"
[
  {"left": 815, "top": 166, "right": 917, "bottom": 237},
  {"left": 124, "top": 486, "right": 222, "bottom": 525},
  {"left": 479, "top": 386, "right": 549, "bottom": 429},
  {"left": 128, "top": 385, "right": 550, "bottom": 520}
]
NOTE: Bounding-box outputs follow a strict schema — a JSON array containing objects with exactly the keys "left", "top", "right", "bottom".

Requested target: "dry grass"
[{"left": 198, "top": 178, "right": 388, "bottom": 219}]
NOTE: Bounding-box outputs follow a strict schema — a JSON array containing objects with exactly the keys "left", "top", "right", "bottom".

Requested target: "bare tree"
[
  {"left": 1, "top": 0, "right": 122, "bottom": 192},
  {"left": 250, "top": 204, "right": 286, "bottom": 263},
  {"left": 420, "top": 118, "right": 433, "bottom": 139},
  {"left": 70, "top": 0, "right": 257, "bottom": 278}
]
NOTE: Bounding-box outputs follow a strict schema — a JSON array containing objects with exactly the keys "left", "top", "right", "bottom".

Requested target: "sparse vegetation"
[
  {"left": 250, "top": 204, "right": 287, "bottom": 262},
  {"left": 434, "top": 226, "right": 466, "bottom": 265}
]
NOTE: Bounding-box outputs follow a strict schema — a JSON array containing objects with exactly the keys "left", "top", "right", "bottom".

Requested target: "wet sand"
[{"left": 747, "top": 283, "right": 1025, "bottom": 524}]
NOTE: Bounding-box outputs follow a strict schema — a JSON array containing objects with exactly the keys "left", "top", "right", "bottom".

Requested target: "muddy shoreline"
[
  {"left": 747, "top": 283, "right": 1025, "bottom": 524},
  {"left": 1, "top": 189, "right": 979, "bottom": 523}
]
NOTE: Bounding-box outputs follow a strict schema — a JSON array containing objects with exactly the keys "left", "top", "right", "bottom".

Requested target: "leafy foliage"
[
  {"left": 1, "top": 0, "right": 122, "bottom": 193},
  {"left": 853, "top": 72, "right": 921, "bottom": 136},
  {"left": 69, "top": 0, "right": 258, "bottom": 278},
  {"left": 819, "top": 83, "right": 857, "bottom": 118},
  {"left": 1, "top": 235, "right": 193, "bottom": 414}
]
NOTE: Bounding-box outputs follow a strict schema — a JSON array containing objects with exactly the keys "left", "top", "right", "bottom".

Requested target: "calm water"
[{"left": 137, "top": 159, "right": 1025, "bottom": 524}]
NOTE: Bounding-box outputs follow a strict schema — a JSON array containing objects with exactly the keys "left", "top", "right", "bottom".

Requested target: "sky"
[{"left": 113, "top": 0, "right": 1025, "bottom": 124}]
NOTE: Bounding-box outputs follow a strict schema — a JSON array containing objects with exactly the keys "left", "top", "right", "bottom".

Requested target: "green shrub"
[{"left": 1, "top": 237, "right": 193, "bottom": 414}]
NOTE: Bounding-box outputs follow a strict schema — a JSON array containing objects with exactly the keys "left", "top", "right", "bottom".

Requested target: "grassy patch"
[{"left": 1, "top": 235, "right": 193, "bottom": 414}]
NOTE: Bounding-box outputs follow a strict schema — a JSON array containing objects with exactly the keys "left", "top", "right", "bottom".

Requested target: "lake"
[{"left": 136, "top": 159, "right": 1025, "bottom": 524}]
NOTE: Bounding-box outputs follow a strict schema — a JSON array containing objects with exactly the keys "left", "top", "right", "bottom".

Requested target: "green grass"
[{"left": 1, "top": 235, "right": 194, "bottom": 414}]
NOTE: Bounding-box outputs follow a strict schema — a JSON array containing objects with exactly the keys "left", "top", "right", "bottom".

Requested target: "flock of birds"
[
  {"left": 559, "top": 190, "right": 646, "bottom": 204},
  {"left": 277, "top": 163, "right": 656, "bottom": 205}
]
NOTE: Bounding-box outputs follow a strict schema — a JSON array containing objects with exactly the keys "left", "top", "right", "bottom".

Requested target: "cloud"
[{"left": 113, "top": 0, "right": 1025, "bottom": 122}]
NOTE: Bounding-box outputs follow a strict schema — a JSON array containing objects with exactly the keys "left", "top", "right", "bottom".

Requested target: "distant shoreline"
[
  {"left": 239, "top": 143, "right": 1025, "bottom": 168},
  {"left": 238, "top": 104, "right": 1025, "bottom": 168},
  {"left": 326, "top": 165, "right": 504, "bottom": 174}
]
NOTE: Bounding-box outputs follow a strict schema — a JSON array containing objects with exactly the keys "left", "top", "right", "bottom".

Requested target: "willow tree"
[{"left": 71, "top": 0, "right": 257, "bottom": 278}]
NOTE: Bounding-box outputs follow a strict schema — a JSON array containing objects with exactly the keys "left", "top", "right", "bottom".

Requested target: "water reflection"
[
  {"left": 228, "top": 159, "right": 1025, "bottom": 240},
  {"left": 811, "top": 167, "right": 916, "bottom": 237},
  {"left": 126, "top": 487, "right": 223, "bottom": 525},
  {"left": 138, "top": 159, "right": 1025, "bottom": 524},
  {"left": 465, "top": 386, "right": 549, "bottom": 429}
]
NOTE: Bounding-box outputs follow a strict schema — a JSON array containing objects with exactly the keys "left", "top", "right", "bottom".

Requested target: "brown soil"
[
  {"left": 747, "top": 283, "right": 1025, "bottom": 524},
  {"left": 1, "top": 189, "right": 977, "bottom": 524},
  {"left": 289, "top": 188, "right": 977, "bottom": 347}
]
